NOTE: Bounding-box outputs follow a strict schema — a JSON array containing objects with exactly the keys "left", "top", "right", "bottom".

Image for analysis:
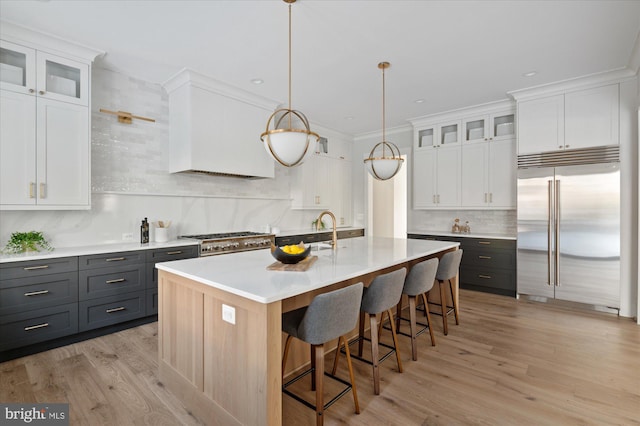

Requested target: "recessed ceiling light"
[
  {"left": 414, "top": 99, "right": 425, "bottom": 104},
  {"left": 251, "top": 78, "right": 264, "bottom": 85},
  {"left": 523, "top": 71, "right": 537, "bottom": 77}
]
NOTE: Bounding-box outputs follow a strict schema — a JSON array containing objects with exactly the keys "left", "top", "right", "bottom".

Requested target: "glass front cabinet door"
[
  {"left": 463, "top": 110, "right": 515, "bottom": 143},
  {"left": 0, "top": 40, "right": 88, "bottom": 106}
]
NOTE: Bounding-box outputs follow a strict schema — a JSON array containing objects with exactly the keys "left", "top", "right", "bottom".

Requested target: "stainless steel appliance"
[
  {"left": 180, "top": 232, "right": 275, "bottom": 256},
  {"left": 517, "top": 146, "right": 620, "bottom": 309}
]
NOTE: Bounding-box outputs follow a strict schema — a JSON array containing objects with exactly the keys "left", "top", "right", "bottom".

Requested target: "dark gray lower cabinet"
[
  {"left": 0, "top": 303, "right": 78, "bottom": 351},
  {"left": 145, "top": 245, "right": 198, "bottom": 315},
  {"left": 275, "top": 228, "right": 365, "bottom": 246},
  {"left": 79, "top": 291, "right": 146, "bottom": 332},
  {"left": 408, "top": 233, "right": 516, "bottom": 297}
]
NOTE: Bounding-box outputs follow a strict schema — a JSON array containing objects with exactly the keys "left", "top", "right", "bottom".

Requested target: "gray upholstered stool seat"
[
  {"left": 282, "top": 282, "right": 363, "bottom": 426},
  {"left": 427, "top": 249, "right": 463, "bottom": 335},
  {"left": 336, "top": 268, "right": 406, "bottom": 395},
  {"left": 394, "top": 257, "right": 439, "bottom": 360}
]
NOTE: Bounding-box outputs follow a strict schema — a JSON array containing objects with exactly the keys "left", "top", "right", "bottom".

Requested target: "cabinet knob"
[
  {"left": 559, "top": 145, "right": 563, "bottom": 149},
  {"left": 565, "top": 144, "right": 570, "bottom": 148},
  {"left": 29, "top": 88, "right": 35, "bottom": 93},
  {"left": 39, "top": 90, "right": 45, "bottom": 95}
]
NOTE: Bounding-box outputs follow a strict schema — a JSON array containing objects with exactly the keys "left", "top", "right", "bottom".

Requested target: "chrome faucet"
[{"left": 316, "top": 210, "right": 337, "bottom": 250}]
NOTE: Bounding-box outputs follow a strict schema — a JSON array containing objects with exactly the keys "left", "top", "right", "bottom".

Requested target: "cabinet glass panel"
[
  {"left": 418, "top": 128, "right": 434, "bottom": 147},
  {"left": 45, "top": 60, "right": 81, "bottom": 99},
  {"left": 0, "top": 48, "right": 27, "bottom": 87},
  {"left": 493, "top": 113, "right": 514, "bottom": 138},
  {"left": 441, "top": 123, "right": 459, "bottom": 145},
  {"left": 465, "top": 119, "right": 485, "bottom": 142}
]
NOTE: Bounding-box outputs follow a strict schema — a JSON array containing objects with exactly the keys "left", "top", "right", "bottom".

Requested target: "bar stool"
[
  {"left": 427, "top": 249, "right": 463, "bottom": 335},
  {"left": 281, "top": 282, "right": 363, "bottom": 426},
  {"left": 394, "top": 258, "right": 439, "bottom": 361},
  {"left": 337, "top": 268, "right": 406, "bottom": 395}
]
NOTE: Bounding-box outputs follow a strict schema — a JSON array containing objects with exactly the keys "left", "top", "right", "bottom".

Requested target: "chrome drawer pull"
[
  {"left": 478, "top": 275, "right": 492, "bottom": 279},
  {"left": 478, "top": 255, "right": 492, "bottom": 259},
  {"left": 105, "top": 257, "right": 126, "bottom": 262},
  {"left": 24, "top": 290, "right": 50, "bottom": 297},
  {"left": 24, "top": 322, "right": 49, "bottom": 331},
  {"left": 166, "top": 251, "right": 183, "bottom": 255},
  {"left": 106, "top": 307, "right": 126, "bottom": 313},
  {"left": 106, "top": 278, "right": 126, "bottom": 284},
  {"left": 23, "top": 265, "right": 49, "bottom": 271},
  {"left": 478, "top": 241, "right": 491, "bottom": 245}
]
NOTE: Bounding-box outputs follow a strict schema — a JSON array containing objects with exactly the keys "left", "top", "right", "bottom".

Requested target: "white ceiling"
[{"left": 1, "top": 0, "right": 639, "bottom": 137}]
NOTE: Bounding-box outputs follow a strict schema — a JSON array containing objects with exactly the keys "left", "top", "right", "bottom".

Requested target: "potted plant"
[{"left": 3, "top": 231, "right": 53, "bottom": 254}]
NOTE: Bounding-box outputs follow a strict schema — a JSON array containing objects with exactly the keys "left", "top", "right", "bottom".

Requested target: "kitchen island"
[{"left": 156, "top": 236, "right": 459, "bottom": 426}]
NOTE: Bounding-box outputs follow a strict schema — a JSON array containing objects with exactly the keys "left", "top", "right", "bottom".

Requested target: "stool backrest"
[
  {"left": 403, "top": 258, "right": 439, "bottom": 296},
  {"left": 361, "top": 268, "right": 407, "bottom": 314},
  {"left": 298, "top": 282, "right": 364, "bottom": 345},
  {"left": 436, "top": 249, "right": 463, "bottom": 281}
]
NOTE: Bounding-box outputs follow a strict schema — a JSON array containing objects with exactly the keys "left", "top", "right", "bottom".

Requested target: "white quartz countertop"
[
  {"left": 408, "top": 230, "right": 516, "bottom": 240},
  {"left": 0, "top": 240, "right": 199, "bottom": 263},
  {"left": 156, "top": 236, "right": 459, "bottom": 304}
]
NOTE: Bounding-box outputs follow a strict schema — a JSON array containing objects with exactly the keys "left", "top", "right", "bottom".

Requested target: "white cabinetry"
[
  {"left": 461, "top": 138, "right": 516, "bottom": 208},
  {"left": 516, "top": 84, "right": 619, "bottom": 155},
  {"left": 0, "top": 34, "right": 99, "bottom": 210},
  {"left": 410, "top": 100, "right": 515, "bottom": 210},
  {"left": 413, "top": 146, "right": 461, "bottom": 208},
  {"left": 290, "top": 152, "right": 330, "bottom": 210}
]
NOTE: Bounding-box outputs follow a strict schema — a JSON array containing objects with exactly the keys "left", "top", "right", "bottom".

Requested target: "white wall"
[{"left": 0, "top": 67, "right": 347, "bottom": 247}]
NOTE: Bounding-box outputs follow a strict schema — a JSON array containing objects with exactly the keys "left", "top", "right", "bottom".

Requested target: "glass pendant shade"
[
  {"left": 261, "top": 108, "right": 319, "bottom": 167},
  {"left": 364, "top": 62, "right": 404, "bottom": 181},
  {"left": 364, "top": 141, "right": 404, "bottom": 181}
]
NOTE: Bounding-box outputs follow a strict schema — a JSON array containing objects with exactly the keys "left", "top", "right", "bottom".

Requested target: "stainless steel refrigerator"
[{"left": 517, "top": 148, "right": 620, "bottom": 309}]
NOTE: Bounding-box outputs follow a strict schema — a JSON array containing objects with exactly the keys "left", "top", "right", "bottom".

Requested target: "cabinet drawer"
[
  {"left": 461, "top": 266, "right": 515, "bottom": 291},
  {"left": 462, "top": 249, "right": 515, "bottom": 270},
  {"left": 337, "top": 229, "right": 365, "bottom": 239},
  {"left": 146, "top": 289, "right": 158, "bottom": 316},
  {"left": 78, "top": 291, "right": 145, "bottom": 332},
  {"left": 0, "top": 272, "right": 78, "bottom": 316},
  {"left": 0, "top": 256, "right": 78, "bottom": 280},
  {"left": 462, "top": 238, "right": 515, "bottom": 250},
  {"left": 79, "top": 251, "right": 145, "bottom": 270},
  {"left": 146, "top": 245, "right": 198, "bottom": 263},
  {"left": 79, "top": 264, "right": 145, "bottom": 300},
  {"left": 0, "top": 303, "right": 78, "bottom": 351}
]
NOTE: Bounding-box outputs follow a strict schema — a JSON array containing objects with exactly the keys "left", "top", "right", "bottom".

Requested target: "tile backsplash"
[{"left": 408, "top": 209, "right": 517, "bottom": 236}]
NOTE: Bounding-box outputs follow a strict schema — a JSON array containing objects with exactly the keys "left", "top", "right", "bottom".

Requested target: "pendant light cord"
[
  {"left": 288, "top": 2, "right": 293, "bottom": 128},
  {"left": 382, "top": 64, "right": 387, "bottom": 157}
]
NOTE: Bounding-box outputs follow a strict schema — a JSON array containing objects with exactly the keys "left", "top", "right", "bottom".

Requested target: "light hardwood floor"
[{"left": 2, "top": 290, "right": 639, "bottom": 425}]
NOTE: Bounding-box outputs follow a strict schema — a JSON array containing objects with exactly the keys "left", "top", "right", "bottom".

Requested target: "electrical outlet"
[
  {"left": 222, "top": 304, "right": 236, "bottom": 325},
  {"left": 122, "top": 233, "right": 134, "bottom": 241}
]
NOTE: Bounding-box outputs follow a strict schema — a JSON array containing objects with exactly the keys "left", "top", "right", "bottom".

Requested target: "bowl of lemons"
[{"left": 271, "top": 242, "right": 311, "bottom": 264}]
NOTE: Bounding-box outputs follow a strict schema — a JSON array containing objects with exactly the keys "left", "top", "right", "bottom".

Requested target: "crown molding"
[{"left": 407, "top": 99, "right": 514, "bottom": 128}]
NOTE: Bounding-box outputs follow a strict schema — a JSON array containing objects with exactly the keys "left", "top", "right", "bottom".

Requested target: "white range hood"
[{"left": 162, "top": 69, "right": 277, "bottom": 179}]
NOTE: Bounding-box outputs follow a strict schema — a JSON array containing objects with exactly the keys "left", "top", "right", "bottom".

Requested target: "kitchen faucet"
[{"left": 316, "top": 210, "right": 337, "bottom": 250}]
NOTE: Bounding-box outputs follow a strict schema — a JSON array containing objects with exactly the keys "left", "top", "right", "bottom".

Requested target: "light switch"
[{"left": 222, "top": 304, "right": 236, "bottom": 325}]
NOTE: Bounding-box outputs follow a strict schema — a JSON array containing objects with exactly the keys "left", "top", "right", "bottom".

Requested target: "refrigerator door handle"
[
  {"left": 547, "top": 180, "right": 553, "bottom": 286},
  {"left": 555, "top": 179, "right": 561, "bottom": 287}
]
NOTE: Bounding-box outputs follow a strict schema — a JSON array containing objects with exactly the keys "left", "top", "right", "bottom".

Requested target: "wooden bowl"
[{"left": 270, "top": 243, "right": 311, "bottom": 264}]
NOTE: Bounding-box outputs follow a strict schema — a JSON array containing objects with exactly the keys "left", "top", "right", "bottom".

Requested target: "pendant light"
[
  {"left": 364, "top": 62, "right": 404, "bottom": 180},
  {"left": 261, "top": 0, "right": 319, "bottom": 167}
]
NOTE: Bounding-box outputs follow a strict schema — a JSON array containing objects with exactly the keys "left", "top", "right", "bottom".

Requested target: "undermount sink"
[{"left": 311, "top": 242, "right": 347, "bottom": 252}]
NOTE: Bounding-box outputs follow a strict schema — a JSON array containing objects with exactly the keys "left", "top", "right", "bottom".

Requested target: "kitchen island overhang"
[{"left": 156, "top": 236, "right": 459, "bottom": 426}]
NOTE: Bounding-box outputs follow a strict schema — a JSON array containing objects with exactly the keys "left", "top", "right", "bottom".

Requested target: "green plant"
[{"left": 3, "top": 231, "right": 53, "bottom": 254}]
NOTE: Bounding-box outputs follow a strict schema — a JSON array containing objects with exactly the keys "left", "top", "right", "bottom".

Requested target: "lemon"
[{"left": 281, "top": 244, "right": 304, "bottom": 254}]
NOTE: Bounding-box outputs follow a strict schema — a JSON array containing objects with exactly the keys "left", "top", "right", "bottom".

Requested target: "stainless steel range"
[{"left": 180, "top": 231, "right": 275, "bottom": 257}]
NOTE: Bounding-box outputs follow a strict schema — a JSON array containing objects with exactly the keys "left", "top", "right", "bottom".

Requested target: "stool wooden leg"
[
  {"left": 331, "top": 336, "right": 341, "bottom": 376},
  {"left": 378, "top": 311, "right": 385, "bottom": 339},
  {"left": 396, "top": 296, "right": 404, "bottom": 332},
  {"left": 342, "top": 336, "right": 360, "bottom": 414},
  {"left": 409, "top": 295, "right": 418, "bottom": 361},
  {"left": 387, "top": 309, "right": 403, "bottom": 374},
  {"left": 369, "top": 313, "right": 381, "bottom": 395},
  {"left": 439, "top": 280, "right": 449, "bottom": 335},
  {"left": 449, "top": 279, "right": 460, "bottom": 325},
  {"left": 311, "top": 345, "right": 316, "bottom": 391},
  {"left": 422, "top": 293, "right": 436, "bottom": 346},
  {"left": 358, "top": 311, "right": 365, "bottom": 357},
  {"left": 313, "top": 344, "right": 325, "bottom": 426},
  {"left": 282, "top": 335, "right": 293, "bottom": 379}
]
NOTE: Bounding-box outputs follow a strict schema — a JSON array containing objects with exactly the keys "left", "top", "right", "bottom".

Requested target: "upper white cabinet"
[
  {"left": 163, "top": 69, "right": 276, "bottom": 179},
  {"left": 0, "top": 30, "right": 101, "bottom": 210},
  {"left": 515, "top": 83, "right": 620, "bottom": 155},
  {"left": 461, "top": 138, "right": 516, "bottom": 208},
  {"left": 410, "top": 100, "right": 515, "bottom": 210},
  {"left": 415, "top": 120, "right": 461, "bottom": 149},
  {"left": 564, "top": 84, "right": 619, "bottom": 150}
]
